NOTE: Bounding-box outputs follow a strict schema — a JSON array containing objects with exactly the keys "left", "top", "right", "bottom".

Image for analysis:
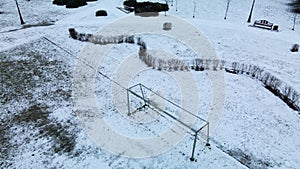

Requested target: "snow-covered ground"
[{"left": 1, "top": 0, "right": 300, "bottom": 168}]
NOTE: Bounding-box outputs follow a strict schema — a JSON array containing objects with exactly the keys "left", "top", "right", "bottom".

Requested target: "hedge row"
[
  {"left": 123, "top": 0, "right": 169, "bottom": 13},
  {"left": 137, "top": 51, "right": 300, "bottom": 112},
  {"left": 68, "top": 28, "right": 134, "bottom": 44},
  {"left": 53, "top": 0, "right": 97, "bottom": 8},
  {"left": 68, "top": 29, "right": 300, "bottom": 112},
  {"left": 226, "top": 62, "right": 300, "bottom": 111}
]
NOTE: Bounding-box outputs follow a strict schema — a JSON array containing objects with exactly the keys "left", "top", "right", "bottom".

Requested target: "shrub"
[
  {"left": 228, "top": 62, "right": 239, "bottom": 74},
  {"left": 291, "top": 44, "right": 299, "bottom": 52},
  {"left": 53, "top": 0, "right": 91, "bottom": 8},
  {"left": 163, "top": 22, "right": 172, "bottom": 30},
  {"left": 261, "top": 72, "right": 271, "bottom": 85},
  {"left": 68, "top": 28, "right": 78, "bottom": 39},
  {"left": 123, "top": 0, "right": 137, "bottom": 8},
  {"left": 212, "top": 59, "right": 219, "bottom": 70},
  {"left": 194, "top": 58, "right": 203, "bottom": 71},
  {"left": 53, "top": 0, "right": 68, "bottom": 6},
  {"left": 95, "top": 10, "right": 107, "bottom": 16},
  {"left": 157, "top": 59, "right": 163, "bottom": 70},
  {"left": 135, "top": 2, "right": 169, "bottom": 13},
  {"left": 220, "top": 60, "right": 226, "bottom": 70},
  {"left": 66, "top": 0, "right": 87, "bottom": 8},
  {"left": 125, "top": 35, "right": 135, "bottom": 44}
]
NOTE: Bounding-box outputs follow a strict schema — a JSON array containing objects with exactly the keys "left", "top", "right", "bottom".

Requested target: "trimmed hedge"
[
  {"left": 291, "top": 44, "right": 299, "bottom": 52},
  {"left": 95, "top": 10, "right": 107, "bottom": 17},
  {"left": 53, "top": 0, "right": 68, "bottom": 6},
  {"left": 123, "top": 0, "right": 137, "bottom": 8},
  {"left": 53, "top": 0, "right": 96, "bottom": 8},
  {"left": 135, "top": 2, "right": 169, "bottom": 13},
  {"left": 123, "top": 0, "right": 169, "bottom": 13},
  {"left": 66, "top": 0, "right": 87, "bottom": 8}
]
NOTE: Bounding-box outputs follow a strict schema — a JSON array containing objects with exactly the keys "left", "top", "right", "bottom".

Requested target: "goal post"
[{"left": 126, "top": 83, "right": 210, "bottom": 161}]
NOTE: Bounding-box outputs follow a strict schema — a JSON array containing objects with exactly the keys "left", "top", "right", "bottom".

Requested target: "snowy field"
[{"left": 1, "top": 0, "right": 300, "bottom": 168}]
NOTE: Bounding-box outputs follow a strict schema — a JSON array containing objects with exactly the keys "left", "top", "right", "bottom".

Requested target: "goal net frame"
[{"left": 126, "top": 83, "right": 210, "bottom": 161}]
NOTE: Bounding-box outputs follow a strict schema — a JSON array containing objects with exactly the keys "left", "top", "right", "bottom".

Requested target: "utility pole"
[
  {"left": 15, "top": 0, "right": 25, "bottom": 25},
  {"left": 247, "top": 0, "right": 255, "bottom": 23}
]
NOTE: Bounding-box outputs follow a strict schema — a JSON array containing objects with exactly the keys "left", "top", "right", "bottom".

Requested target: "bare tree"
[
  {"left": 249, "top": 65, "right": 261, "bottom": 78},
  {"left": 290, "top": 90, "right": 300, "bottom": 103},
  {"left": 269, "top": 76, "right": 282, "bottom": 89},
  {"left": 195, "top": 58, "right": 203, "bottom": 71},
  {"left": 144, "top": 54, "right": 153, "bottom": 67},
  {"left": 167, "top": 59, "right": 173, "bottom": 71},
  {"left": 161, "top": 60, "right": 167, "bottom": 70},
  {"left": 173, "top": 59, "right": 177, "bottom": 70},
  {"left": 183, "top": 60, "right": 189, "bottom": 71},
  {"left": 151, "top": 56, "right": 157, "bottom": 68},
  {"left": 231, "top": 62, "right": 239, "bottom": 72},
  {"left": 212, "top": 59, "right": 219, "bottom": 71},
  {"left": 256, "top": 67, "right": 264, "bottom": 80},
  {"left": 240, "top": 63, "right": 246, "bottom": 74},
  {"left": 261, "top": 72, "right": 271, "bottom": 85},
  {"left": 204, "top": 59, "right": 211, "bottom": 70},
  {"left": 283, "top": 86, "right": 293, "bottom": 100},
  {"left": 220, "top": 60, "right": 226, "bottom": 70},
  {"left": 157, "top": 59, "right": 163, "bottom": 70}
]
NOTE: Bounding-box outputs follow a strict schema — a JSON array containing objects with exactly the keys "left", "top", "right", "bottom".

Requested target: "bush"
[
  {"left": 66, "top": 0, "right": 87, "bottom": 8},
  {"left": 288, "top": 0, "right": 300, "bottom": 14},
  {"left": 291, "top": 44, "right": 299, "bottom": 52},
  {"left": 68, "top": 28, "right": 78, "bottom": 39},
  {"left": 125, "top": 35, "right": 135, "bottom": 44},
  {"left": 53, "top": 0, "right": 68, "bottom": 6},
  {"left": 163, "top": 22, "right": 172, "bottom": 30},
  {"left": 53, "top": 0, "right": 95, "bottom": 8},
  {"left": 135, "top": 2, "right": 169, "bottom": 13},
  {"left": 123, "top": 0, "right": 137, "bottom": 8},
  {"left": 95, "top": 10, "right": 107, "bottom": 16},
  {"left": 193, "top": 58, "right": 204, "bottom": 71}
]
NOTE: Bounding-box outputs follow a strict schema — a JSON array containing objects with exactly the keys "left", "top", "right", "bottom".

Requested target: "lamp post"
[
  {"left": 247, "top": 0, "right": 255, "bottom": 23},
  {"left": 224, "top": 0, "right": 231, "bottom": 20},
  {"left": 193, "top": 1, "right": 196, "bottom": 18},
  {"left": 15, "top": 0, "right": 25, "bottom": 25},
  {"left": 292, "top": 13, "right": 297, "bottom": 31}
]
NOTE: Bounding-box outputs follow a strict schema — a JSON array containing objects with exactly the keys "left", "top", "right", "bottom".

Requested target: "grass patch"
[
  {"left": 0, "top": 42, "right": 72, "bottom": 106},
  {"left": 12, "top": 104, "right": 77, "bottom": 155},
  {"left": 0, "top": 38, "right": 77, "bottom": 167}
]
